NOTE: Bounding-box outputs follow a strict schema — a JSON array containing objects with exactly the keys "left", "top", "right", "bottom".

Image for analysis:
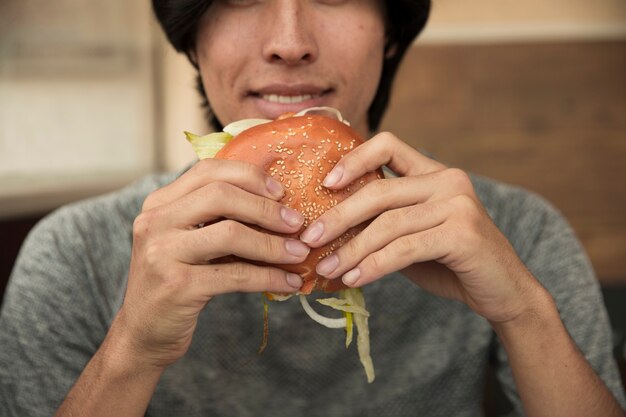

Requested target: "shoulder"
[
  {"left": 470, "top": 174, "right": 573, "bottom": 262},
  {"left": 470, "top": 173, "right": 558, "bottom": 231},
  {"left": 28, "top": 169, "right": 180, "bottom": 263},
  {"left": 26, "top": 171, "right": 180, "bottom": 255},
  {"left": 40, "top": 171, "right": 180, "bottom": 236}
]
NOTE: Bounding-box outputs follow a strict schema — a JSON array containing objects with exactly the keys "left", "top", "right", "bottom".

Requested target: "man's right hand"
[
  {"left": 56, "top": 158, "right": 309, "bottom": 417},
  {"left": 115, "top": 158, "right": 309, "bottom": 369}
]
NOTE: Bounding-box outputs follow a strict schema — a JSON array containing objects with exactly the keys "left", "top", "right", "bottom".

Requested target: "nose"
[{"left": 261, "top": 1, "right": 318, "bottom": 65}]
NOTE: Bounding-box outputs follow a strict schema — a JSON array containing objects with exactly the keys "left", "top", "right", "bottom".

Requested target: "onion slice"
[
  {"left": 294, "top": 107, "right": 350, "bottom": 126},
  {"left": 299, "top": 294, "right": 347, "bottom": 329}
]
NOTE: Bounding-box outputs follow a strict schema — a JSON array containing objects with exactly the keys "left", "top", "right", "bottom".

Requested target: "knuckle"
[
  {"left": 227, "top": 263, "right": 279, "bottom": 292},
  {"left": 396, "top": 236, "right": 415, "bottom": 259},
  {"left": 143, "top": 238, "right": 171, "bottom": 272},
  {"left": 340, "top": 235, "right": 363, "bottom": 263},
  {"left": 261, "top": 233, "right": 283, "bottom": 260},
  {"left": 188, "top": 158, "right": 216, "bottom": 181},
  {"left": 133, "top": 211, "right": 156, "bottom": 240},
  {"left": 261, "top": 268, "right": 282, "bottom": 290},
  {"left": 244, "top": 162, "right": 266, "bottom": 182},
  {"left": 449, "top": 197, "right": 483, "bottom": 243},
  {"left": 365, "top": 178, "right": 393, "bottom": 198},
  {"left": 195, "top": 157, "right": 217, "bottom": 173},
  {"left": 230, "top": 262, "right": 250, "bottom": 286},
  {"left": 451, "top": 193, "right": 478, "bottom": 214},
  {"left": 206, "top": 181, "right": 231, "bottom": 200},
  {"left": 444, "top": 168, "right": 473, "bottom": 195},
  {"left": 420, "top": 228, "right": 441, "bottom": 253},
  {"left": 325, "top": 201, "right": 347, "bottom": 226},
  {"left": 366, "top": 251, "right": 386, "bottom": 276},
  {"left": 142, "top": 190, "right": 161, "bottom": 212},
  {"left": 218, "top": 219, "right": 241, "bottom": 240},
  {"left": 409, "top": 201, "right": 435, "bottom": 220},
  {"left": 376, "top": 207, "right": 402, "bottom": 230},
  {"left": 256, "top": 196, "right": 277, "bottom": 221},
  {"left": 374, "top": 131, "right": 400, "bottom": 146}
]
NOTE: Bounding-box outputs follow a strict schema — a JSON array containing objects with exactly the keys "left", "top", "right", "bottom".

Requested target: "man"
[{"left": 1, "top": 1, "right": 625, "bottom": 416}]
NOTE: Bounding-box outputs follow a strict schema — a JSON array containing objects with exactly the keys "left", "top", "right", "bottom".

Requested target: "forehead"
[{"left": 201, "top": 0, "right": 387, "bottom": 19}]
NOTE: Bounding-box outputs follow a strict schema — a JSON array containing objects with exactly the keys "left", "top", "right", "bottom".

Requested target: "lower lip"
[{"left": 249, "top": 92, "right": 332, "bottom": 119}]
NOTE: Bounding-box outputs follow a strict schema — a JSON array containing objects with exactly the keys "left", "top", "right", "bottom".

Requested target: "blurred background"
[{"left": 1, "top": 0, "right": 625, "bottom": 411}]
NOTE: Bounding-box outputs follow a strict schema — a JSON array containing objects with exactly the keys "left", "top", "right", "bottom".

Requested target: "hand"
[
  {"left": 300, "top": 132, "right": 542, "bottom": 324},
  {"left": 116, "top": 158, "right": 310, "bottom": 368}
]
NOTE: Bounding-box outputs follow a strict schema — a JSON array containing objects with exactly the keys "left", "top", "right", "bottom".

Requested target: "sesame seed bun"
[{"left": 215, "top": 114, "right": 382, "bottom": 294}]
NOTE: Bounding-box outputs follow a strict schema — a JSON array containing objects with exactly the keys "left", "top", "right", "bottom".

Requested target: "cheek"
[
  {"left": 196, "top": 20, "right": 247, "bottom": 120},
  {"left": 344, "top": 29, "right": 385, "bottom": 98},
  {"left": 196, "top": 12, "right": 247, "bottom": 88},
  {"left": 341, "top": 13, "right": 385, "bottom": 75}
]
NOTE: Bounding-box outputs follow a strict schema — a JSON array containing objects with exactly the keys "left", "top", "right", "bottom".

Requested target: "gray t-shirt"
[{"left": 1, "top": 171, "right": 624, "bottom": 416}]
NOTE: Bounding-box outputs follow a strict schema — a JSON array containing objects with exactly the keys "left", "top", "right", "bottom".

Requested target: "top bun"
[{"left": 215, "top": 113, "right": 382, "bottom": 294}]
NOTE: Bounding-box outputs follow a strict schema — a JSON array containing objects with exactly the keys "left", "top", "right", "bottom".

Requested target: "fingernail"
[
  {"left": 342, "top": 268, "right": 361, "bottom": 286},
  {"left": 266, "top": 177, "right": 284, "bottom": 198},
  {"left": 300, "top": 222, "right": 324, "bottom": 244},
  {"left": 285, "top": 240, "right": 310, "bottom": 257},
  {"left": 316, "top": 254, "right": 339, "bottom": 276},
  {"left": 286, "top": 273, "right": 302, "bottom": 288},
  {"left": 323, "top": 165, "right": 343, "bottom": 187},
  {"left": 280, "top": 207, "right": 304, "bottom": 227}
]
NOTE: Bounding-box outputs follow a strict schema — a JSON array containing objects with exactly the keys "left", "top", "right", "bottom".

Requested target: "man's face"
[{"left": 195, "top": 0, "right": 386, "bottom": 137}]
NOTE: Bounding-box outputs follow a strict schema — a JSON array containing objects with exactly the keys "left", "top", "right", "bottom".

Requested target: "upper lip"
[{"left": 247, "top": 83, "right": 332, "bottom": 97}]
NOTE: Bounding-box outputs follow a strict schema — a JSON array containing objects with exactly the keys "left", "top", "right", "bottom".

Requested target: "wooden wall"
[{"left": 380, "top": 40, "right": 626, "bottom": 285}]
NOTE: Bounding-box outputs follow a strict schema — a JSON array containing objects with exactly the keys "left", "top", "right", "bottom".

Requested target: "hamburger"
[{"left": 185, "top": 107, "right": 378, "bottom": 382}]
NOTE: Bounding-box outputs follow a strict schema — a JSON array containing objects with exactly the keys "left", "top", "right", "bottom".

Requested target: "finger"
[
  {"left": 187, "top": 262, "right": 303, "bottom": 297},
  {"left": 340, "top": 226, "right": 450, "bottom": 288},
  {"left": 322, "top": 132, "right": 447, "bottom": 189},
  {"left": 301, "top": 169, "right": 473, "bottom": 247},
  {"left": 151, "top": 181, "right": 304, "bottom": 233},
  {"left": 143, "top": 159, "right": 284, "bottom": 211},
  {"left": 313, "top": 201, "right": 451, "bottom": 279},
  {"left": 177, "top": 220, "right": 310, "bottom": 265}
]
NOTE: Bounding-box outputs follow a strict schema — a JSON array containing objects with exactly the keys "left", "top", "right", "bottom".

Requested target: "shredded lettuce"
[
  {"left": 344, "top": 311, "right": 353, "bottom": 348},
  {"left": 258, "top": 296, "right": 270, "bottom": 354},
  {"left": 184, "top": 131, "right": 233, "bottom": 160},
  {"left": 312, "top": 289, "right": 375, "bottom": 382},
  {"left": 342, "top": 289, "right": 375, "bottom": 383},
  {"left": 315, "top": 296, "right": 369, "bottom": 316}
]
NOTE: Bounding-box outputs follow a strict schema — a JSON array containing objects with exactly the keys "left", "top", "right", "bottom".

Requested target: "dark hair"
[{"left": 152, "top": 0, "right": 430, "bottom": 132}]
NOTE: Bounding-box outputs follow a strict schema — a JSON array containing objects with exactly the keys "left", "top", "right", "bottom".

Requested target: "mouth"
[
  {"left": 261, "top": 93, "right": 317, "bottom": 104},
  {"left": 246, "top": 85, "right": 334, "bottom": 118}
]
